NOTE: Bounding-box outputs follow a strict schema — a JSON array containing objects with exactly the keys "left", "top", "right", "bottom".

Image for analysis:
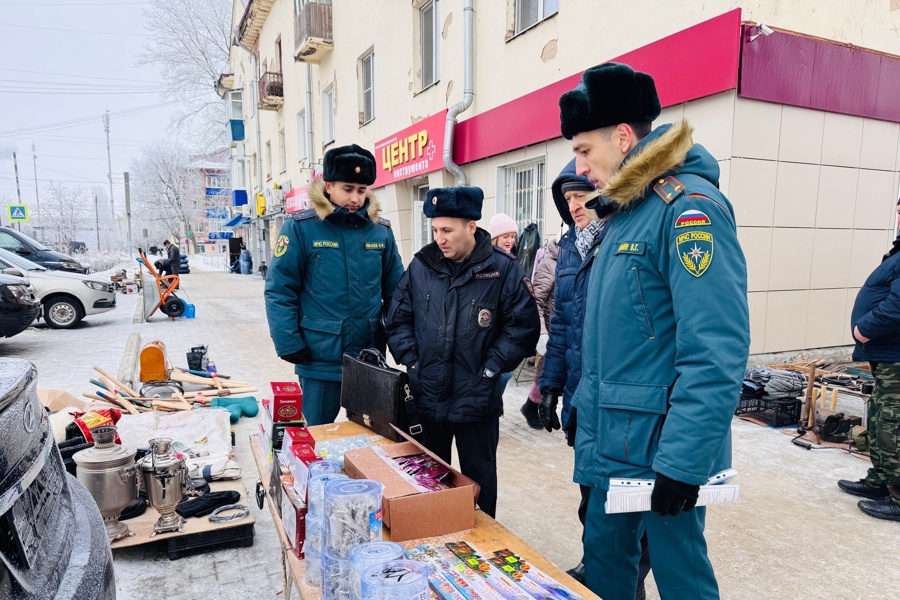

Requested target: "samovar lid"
[
  {"left": 138, "top": 437, "right": 185, "bottom": 471},
  {"left": 73, "top": 426, "right": 135, "bottom": 469}
]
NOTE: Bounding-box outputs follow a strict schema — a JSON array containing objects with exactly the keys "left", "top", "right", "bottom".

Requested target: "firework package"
[
  {"left": 260, "top": 398, "right": 306, "bottom": 451},
  {"left": 405, "top": 543, "right": 584, "bottom": 600}
]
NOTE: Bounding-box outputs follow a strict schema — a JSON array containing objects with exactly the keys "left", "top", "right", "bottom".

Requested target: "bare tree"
[
  {"left": 139, "top": 0, "right": 232, "bottom": 150},
  {"left": 41, "top": 182, "right": 92, "bottom": 253},
  {"left": 130, "top": 139, "right": 206, "bottom": 250}
]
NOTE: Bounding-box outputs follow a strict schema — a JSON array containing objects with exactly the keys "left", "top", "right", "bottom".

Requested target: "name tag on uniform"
[
  {"left": 615, "top": 242, "right": 645, "bottom": 255},
  {"left": 474, "top": 270, "right": 501, "bottom": 279},
  {"left": 365, "top": 242, "right": 385, "bottom": 250},
  {"left": 313, "top": 240, "right": 339, "bottom": 248}
]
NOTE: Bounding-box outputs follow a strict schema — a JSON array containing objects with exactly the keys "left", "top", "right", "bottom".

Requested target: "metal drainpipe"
[
  {"left": 443, "top": 0, "right": 474, "bottom": 186},
  {"left": 306, "top": 63, "right": 315, "bottom": 177},
  {"left": 235, "top": 36, "right": 265, "bottom": 272}
]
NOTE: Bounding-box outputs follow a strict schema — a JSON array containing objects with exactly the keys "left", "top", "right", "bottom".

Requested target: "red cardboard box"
[
  {"left": 284, "top": 427, "right": 315, "bottom": 450},
  {"left": 270, "top": 382, "right": 303, "bottom": 422},
  {"left": 280, "top": 483, "right": 307, "bottom": 558},
  {"left": 261, "top": 399, "right": 306, "bottom": 450},
  {"left": 281, "top": 443, "right": 322, "bottom": 500}
]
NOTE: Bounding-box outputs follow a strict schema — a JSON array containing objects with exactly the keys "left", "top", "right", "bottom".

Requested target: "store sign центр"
[{"left": 373, "top": 109, "right": 448, "bottom": 188}]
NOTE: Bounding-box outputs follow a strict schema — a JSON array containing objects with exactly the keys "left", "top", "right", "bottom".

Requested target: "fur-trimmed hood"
[
  {"left": 308, "top": 178, "right": 382, "bottom": 223},
  {"left": 602, "top": 120, "right": 718, "bottom": 209}
]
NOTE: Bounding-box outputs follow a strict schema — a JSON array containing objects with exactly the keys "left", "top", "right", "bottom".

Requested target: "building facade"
[{"left": 221, "top": 0, "right": 900, "bottom": 357}]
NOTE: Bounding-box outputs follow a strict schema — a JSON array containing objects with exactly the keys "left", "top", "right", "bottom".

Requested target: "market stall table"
[{"left": 251, "top": 421, "right": 598, "bottom": 600}]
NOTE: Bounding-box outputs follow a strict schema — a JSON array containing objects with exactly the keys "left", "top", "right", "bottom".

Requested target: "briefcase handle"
[{"left": 358, "top": 348, "right": 389, "bottom": 369}]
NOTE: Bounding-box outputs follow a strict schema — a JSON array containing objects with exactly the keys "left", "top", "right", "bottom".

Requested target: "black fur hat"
[
  {"left": 323, "top": 144, "right": 377, "bottom": 185},
  {"left": 423, "top": 187, "right": 483, "bottom": 221},
  {"left": 559, "top": 62, "right": 661, "bottom": 140}
]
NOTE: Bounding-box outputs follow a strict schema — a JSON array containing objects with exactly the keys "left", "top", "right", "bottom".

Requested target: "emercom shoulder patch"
[
  {"left": 675, "top": 230, "right": 714, "bottom": 277},
  {"left": 274, "top": 235, "right": 290, "bottom": 257},
  {"left": 674, "top": 209, "right": 711, "bottom": 229}
]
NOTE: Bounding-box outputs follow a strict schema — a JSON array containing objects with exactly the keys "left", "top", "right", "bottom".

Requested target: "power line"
[
  {"left": 0, "top": 98, "right": 190, "bottom": 137},
  {"left": 0, "top": 21, "right": 150, "bottom": 36},
  {"left": 0, "top": 67, "right": 160, "bottom": 85},
  {"left": 0, "top": 1, "right": 145, "bottom": 5},
  {"left": 0, "top": 89, "right": 165, "bottom": 95},
  {"left": 0, "top": 78, "right": 164, "bottom": 90}
]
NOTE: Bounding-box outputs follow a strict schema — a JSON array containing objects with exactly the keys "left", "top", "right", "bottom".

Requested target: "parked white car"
[{"left": 0, "top": 248, "right": 116, "bottom": 329}]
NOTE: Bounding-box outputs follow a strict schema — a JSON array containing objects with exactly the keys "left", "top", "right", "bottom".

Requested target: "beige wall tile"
[
  {"left": 805, "top": 288, "right": 848, "bottom": 348},
  {"left": 683, "top": 91, "right": 734, "bottom": 161},
  {"left": 658, "top": 103, "right": 684, "bottom": 126},
  {"left": 815, "top": 166, "right": 858, "bottom": 229},
  {"left": 732, "top": 98, "right": 782, "bottom": 160},
  {"left": 737, "top": 227, "right": 772, "bottom": 292},
  {"left": 860, "top": 119, "right": 900, "bottom": 171},
  {"left": 748, "top": 291, "right": 767, "bottom": 355},
  {"left": 546, "top": 138, "right": 573, "bottom": 178},
  {"left": 843, "top": 287, "right": 861, "bottom": 345},
  {"left": 718, "top": 159, "right": 731, "bottom": 196},
  {"left": 764, "top": 290, "right": 810, "bottom": 353},
  {"left": 810, "top": 229, "right": 852, "bottom": 289},
  {"left": 729, "top": 158, "right": 776, "bottom": 227},
  {"left": 779, "top": 105, "right": 824, "bottom": 164},
  {"left": 768, "top": 228, "right": 814, "bottom": 290},
  {"left": 821, "top": 112, "right": 864, "bottom": 168},
  {"left": 854, "top": 169, "right": 896, "bottom": 230},
  {"left": 774, "top": 162, "right": 820, "bottom": 227},
  {"left": 849, "top": 230, "right": 890, "bottom": 287},
  {"left": 524, "top": 141, "right": 547, "bottom": 159}
]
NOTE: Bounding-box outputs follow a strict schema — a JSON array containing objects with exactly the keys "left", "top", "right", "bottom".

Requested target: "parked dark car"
[
  {"left": 0, "top": 228, "right": 88, "bottom": 275},
  {"left": 0, "top": 359, "right": 116, "bottom": 599},
  {"left": 0, "top": 273, "right": 40, "bottom": 338}
]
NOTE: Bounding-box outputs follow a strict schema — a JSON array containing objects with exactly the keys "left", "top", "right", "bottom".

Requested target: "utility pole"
[
  {"left": 123, "top": 172, "right": 133, "bottom": 254},
  {"left": 31, "top": 142, "right": 40, "bottom": 241},
  {"left": 94, "top": 194, "right": 101, "bottom": 251},
  {"left": 102, "top": 110, "right": 115, "bottom": 245},
  {"left": 12, "top": 152, "right": 22, "bottom": 231}
]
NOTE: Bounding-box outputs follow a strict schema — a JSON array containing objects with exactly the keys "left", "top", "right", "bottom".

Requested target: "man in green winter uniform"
[
  {"left": 559, "top": 64, "right": 749, "bottom": 600},
  {"left": 264, "top": 144, "right": 404, "bottom": 425}
]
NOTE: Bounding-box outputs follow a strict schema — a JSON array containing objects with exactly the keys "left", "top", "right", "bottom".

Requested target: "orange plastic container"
[{"left": 139, "top": 340, "right": 169, "bottom": 382}]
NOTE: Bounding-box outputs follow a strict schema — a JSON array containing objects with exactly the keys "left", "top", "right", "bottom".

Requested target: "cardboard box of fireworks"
[{"left": 343, "top": 427, "right": 480, "bottom": 542}]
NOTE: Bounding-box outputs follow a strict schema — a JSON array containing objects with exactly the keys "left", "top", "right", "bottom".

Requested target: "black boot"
[
  {"left": 520, "top": 400, "right": 543, "bottom": 430},
  {"left": 565, "top": 562, "right": 585, "bottom": 584},
  {"left": 838, "top": 479, "right": 890, "bottom": 500},
  {"left": 858, "top": 498, "right": 900, "bottom": 521}
]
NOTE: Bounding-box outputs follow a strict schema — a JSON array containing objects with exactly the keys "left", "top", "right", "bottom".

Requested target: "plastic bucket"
[{"left": 184, "top": 303, "right": 196, "bottom": 319}]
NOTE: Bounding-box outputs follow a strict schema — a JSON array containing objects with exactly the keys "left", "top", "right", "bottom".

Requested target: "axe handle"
[
  {"left": 182, "top": 386, "right": 257, "bottom": 399},
  {"left": 92, "top": 365, "right": 140, "bottom": 398}
]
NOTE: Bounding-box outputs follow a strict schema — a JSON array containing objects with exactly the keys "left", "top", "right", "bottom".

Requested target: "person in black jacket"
[
  {"left": 162, "top": 240, "right": 180, "bottom": 278},
  {"left": 386, "top": 186, "right": 541, "bottom": 518},
  {"left": 840, "top": 238, "right": 900, "bottom": 521}
]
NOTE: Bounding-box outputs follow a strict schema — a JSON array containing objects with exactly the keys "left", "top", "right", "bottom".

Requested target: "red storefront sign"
[
  {"left": 285, "top": 185, "right": 309, "bottom": 213},
  {"left": 372, "top": 109, "right": 447, "bottom": 188}
]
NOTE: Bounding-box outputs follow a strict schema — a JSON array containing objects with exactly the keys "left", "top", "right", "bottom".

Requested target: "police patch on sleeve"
[
  {"left": 676, "top": 231, "right": 713, "bottom": 277},
  {"left": 274, "top": 235, "right": 290, "bottom": 257}
]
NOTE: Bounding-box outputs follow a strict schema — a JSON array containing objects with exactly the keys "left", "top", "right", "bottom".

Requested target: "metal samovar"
[
  {"left": 138, "top": 438, "right": 186, "bottom": 537},
  {"left": 73, "top": 425, "right": 139, "bottom": 541}
]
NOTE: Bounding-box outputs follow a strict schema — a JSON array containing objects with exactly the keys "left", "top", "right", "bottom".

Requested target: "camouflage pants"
[{"left": 865, "top": 362, "right": 900, "bottom": 501}]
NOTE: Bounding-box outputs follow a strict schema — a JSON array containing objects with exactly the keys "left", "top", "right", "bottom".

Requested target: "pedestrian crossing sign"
[{"left": 7, "top": 205, "right": 28, "bottom": 223}]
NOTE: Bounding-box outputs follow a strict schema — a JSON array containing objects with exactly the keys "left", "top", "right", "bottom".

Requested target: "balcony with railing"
[
  {"left": 258, "top": 72, "right": 284, "bottom": 111},
  {"left": 294, "top": 1, "right": 333, "bottom": 63}
]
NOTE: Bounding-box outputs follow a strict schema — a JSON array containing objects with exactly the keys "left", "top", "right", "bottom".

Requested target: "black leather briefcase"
[{"left": 340, "top": 349, "right": 422, "bottom": 442}]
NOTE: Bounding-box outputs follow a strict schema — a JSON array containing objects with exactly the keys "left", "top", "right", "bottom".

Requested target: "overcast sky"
[{"left": 0, "top": 0, "right": 189, "bottom": 222}]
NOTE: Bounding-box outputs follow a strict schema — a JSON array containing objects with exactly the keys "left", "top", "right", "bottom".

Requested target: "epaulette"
[
  {"left": 293, "top": 208, "right": 318, "bottom": 220},
  {"left": 653, "top": 175, "right": 686, "bottom": 205},
  {"left": 377, "top": 217, "right": 392, "bottom": 227}
]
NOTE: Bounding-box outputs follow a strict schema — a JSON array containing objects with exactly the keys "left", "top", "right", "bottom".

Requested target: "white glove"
[{"left": 536, "top": 334, "right": 549, "bottom": 356}]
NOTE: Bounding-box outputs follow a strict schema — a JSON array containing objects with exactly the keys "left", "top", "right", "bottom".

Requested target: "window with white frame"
[
  {"left": 205, "top": 174, "right": 228, "bottom": 188},
  {"left": 501, "top": 158, "right": 545, "bottom": 235},
  {"left": 297, "top": 110, "right": 307, "bottom": 160},
  {"left": 279, "top": 129, "right": 287, "bottom": 172},
  {"left": 322, "top": 85, "right": 335, "bottom": 143},
  {"left": 412, "top": 184, "right": 433, "bottom": 250},
  {"left": 226, "top": 90, "right": 243, "bottom": 120},
  {"left": 359, "top": 50, "right": 375, "bottom": 125},
  {"left": 420, "top": 0, "right": 439, "bottom": 89},
  {"left": 514, "top": 0, "right": 558, "bottom": 35},
  {"left": 265, "top": 141, "right": 272, "bottom": 179},
  {"left": 232, "top": 158, "right": 247, "bottom": 189}
]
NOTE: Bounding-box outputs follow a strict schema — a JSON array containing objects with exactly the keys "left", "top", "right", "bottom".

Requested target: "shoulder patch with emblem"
[
  {"left": 274, "top": 235, "right": 290, "bottom": 257},
  {"left": 675, "top": 209, "right": 711, "bottom": 228},
  {"left": 293, "top": 208, "right": 318, "bottom": 220},
  {"left": 377, "top": 217, "right": 392, "bottom": 227},
  {"left": 676, "top": 230, "right": 714, "bottom": 277},
  {"left": 653, "top": 176, "right": 686, "bottom": 204}
]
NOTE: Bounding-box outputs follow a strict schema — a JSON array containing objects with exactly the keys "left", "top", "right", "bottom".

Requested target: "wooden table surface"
[{"left": 252, "top": 420, "right": 598, "bottom": 600}]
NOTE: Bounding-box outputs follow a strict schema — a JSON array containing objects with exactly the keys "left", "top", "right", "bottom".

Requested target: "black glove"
[
  {"left": 650, "top": 473, "right": 700, "bottom": 516},
  {"left": 538, "top": 388, "right": 561, "bottom": 432},
  {"left": 563, "top": 406, "right": 577, "bottom": 447},
  {"left": 280, "top": 348, "right": 312, "bottom": 365}
]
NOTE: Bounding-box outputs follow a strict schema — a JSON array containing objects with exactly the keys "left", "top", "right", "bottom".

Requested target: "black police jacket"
[{"left": 386, "top": 228, "right": 540, "bottom": 423}]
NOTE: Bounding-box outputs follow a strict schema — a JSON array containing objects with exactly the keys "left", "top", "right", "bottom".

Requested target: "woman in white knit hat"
[{"left": 488, "top": 213, "right": 518, "bottom": 254}]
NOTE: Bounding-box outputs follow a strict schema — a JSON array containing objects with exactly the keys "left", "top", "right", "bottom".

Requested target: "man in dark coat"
[
  {"left": 265, "top": 144, "right": 404, "bottom": 425},
  {"left": 840, "top": 238, "right": 900, "bottom": 521},
  {"left": 162, "top": 240, "right": 180, "bottom": 278},
  {"left": 386, "top": 186, "right": 541, "bottom": 518}
]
